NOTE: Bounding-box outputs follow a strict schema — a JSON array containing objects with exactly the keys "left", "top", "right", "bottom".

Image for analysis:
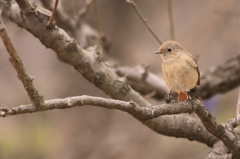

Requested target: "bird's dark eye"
[{"left": 167, "top": 48, "right": 172, "bottom": 52}]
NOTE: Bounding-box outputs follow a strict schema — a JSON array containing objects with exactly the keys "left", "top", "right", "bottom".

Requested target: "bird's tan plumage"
[{"left": 156, "top": 41, "right": 200, "bottom": 101}]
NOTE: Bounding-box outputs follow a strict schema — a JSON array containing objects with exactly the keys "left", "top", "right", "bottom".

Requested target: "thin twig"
[
  {"left": 0, "top": 11, "right": 44, "bottom": 109},
  {"left": 126, "top": 0, "right": 163, "bottom": 45},
  {"left": 168, "top": 0, "right": 175, "bottom": 40},
  {"left": 41, "top": 0, "right": 76, "bottom": 35},
  {"left": 46, "top": 0, "right": 59, "bottom": 27},
  {"left": 92, "top": 0, "right": 106, "bottom": 59}
]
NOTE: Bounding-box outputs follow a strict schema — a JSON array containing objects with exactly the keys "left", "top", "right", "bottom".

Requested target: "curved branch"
[
  {"left": 7, "top": 0, "right": 232, "bottom": 149},
  {"left": 0, "top": 95, "right": 194, "bottom": 117},
  {"left": 0, "top": 95, "right": 194, "bottom": 118}
]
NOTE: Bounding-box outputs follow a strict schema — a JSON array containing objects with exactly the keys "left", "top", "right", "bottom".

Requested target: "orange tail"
[{"left": 178, "top": 91, "right": 188, "bottom": 101}]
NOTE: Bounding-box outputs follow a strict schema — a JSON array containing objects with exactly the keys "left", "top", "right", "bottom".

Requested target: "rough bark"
[
  {"left": 5, "top": 0, "right": 218, "bottom": 147},
  {"left": 2, "top": 0, "right": 240, "bottom": 157}
]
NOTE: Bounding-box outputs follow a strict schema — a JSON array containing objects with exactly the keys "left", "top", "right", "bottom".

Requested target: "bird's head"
[{"left": 155, "top": 41, "right": 184, "bottom": 60}]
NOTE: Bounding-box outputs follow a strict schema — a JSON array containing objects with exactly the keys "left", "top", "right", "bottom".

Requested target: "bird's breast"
[{"left": 161, "top": 56, "right": 198, "bottom": 92}]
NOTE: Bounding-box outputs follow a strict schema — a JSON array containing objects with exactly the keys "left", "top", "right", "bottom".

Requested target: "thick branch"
[
  {"left": 11, "top": 0, "right": 150, "bottom": 106},
  {"left": 4, "top": 1, "right": 240, "bottom": 157},
  {"left": 7, "top": 0, "right": 220, "bottom": 148}
]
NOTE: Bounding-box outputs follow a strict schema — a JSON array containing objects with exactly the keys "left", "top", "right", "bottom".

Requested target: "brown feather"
[
  {"left": 196, "top": 66, "right": 200, "bottom": 86},
  {"left": 186, "top": 56, "right": 200, "bottom": 86}
]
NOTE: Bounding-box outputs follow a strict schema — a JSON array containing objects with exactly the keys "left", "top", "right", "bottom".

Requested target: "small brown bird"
[{"left": 155, "top": 41, "right": 200, "bottom": 101}]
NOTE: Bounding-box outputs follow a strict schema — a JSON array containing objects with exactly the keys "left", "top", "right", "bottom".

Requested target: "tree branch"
[
  {"left": 0, "top": 11, "right": 44, "bottom": 109},
  {"left": 0, "top": 95, "right": 194, "bottom": 118},
  {"left": 1, "top": 94, "right": 239, "bottom": 156},
  {"left": 8, "top": 0, "right": 240, "bottom": 153},
  {"left": 39, "top": 0, "right": 110, "bottom": 50},
  {"left": 193, "top": 99, "right": 240, "bottom": 158},
  {"left": 46, "top": 0, "right": 59, "bottom": 27},
  {"left": 40, "top": 0, "right": 77, "bottom": 36}
]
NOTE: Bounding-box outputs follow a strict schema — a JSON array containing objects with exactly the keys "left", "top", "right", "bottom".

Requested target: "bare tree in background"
[{"left": 0, "top": 0, "right": 240, "bottom": 159}]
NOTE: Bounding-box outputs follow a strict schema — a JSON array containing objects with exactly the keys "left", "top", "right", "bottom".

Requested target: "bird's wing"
[{"left": 186, "top": 56, "right": 200, "bottom": 86}]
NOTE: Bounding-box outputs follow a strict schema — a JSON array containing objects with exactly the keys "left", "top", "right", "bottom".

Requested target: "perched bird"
[{"left": 155, "top": 41, "right": 200, "bottom": 101}]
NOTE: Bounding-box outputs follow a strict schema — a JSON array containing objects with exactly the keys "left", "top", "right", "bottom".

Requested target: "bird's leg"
[
  {"left": 164, "top": 90, "right": 173, "bottom": 103},
  {"left": 187, "top": 92, "right": 195, "bottom": 113}
]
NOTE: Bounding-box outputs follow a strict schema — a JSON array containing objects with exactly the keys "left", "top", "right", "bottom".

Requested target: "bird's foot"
[
  {"left": 187, "top": 96, "right": 196, "bottom": 113},
  {"left": 164, "top": 94, "right": 176, "bottom": 103}
]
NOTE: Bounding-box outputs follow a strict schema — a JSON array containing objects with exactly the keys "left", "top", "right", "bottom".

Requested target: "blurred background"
[{"left": 0, "top": 0, "right": 239, "bottom": 158}]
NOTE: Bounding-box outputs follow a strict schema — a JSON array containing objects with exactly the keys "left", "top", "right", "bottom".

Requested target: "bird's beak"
[{"left": 154, "top": 51, "right": 162, "bottom": 54}]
